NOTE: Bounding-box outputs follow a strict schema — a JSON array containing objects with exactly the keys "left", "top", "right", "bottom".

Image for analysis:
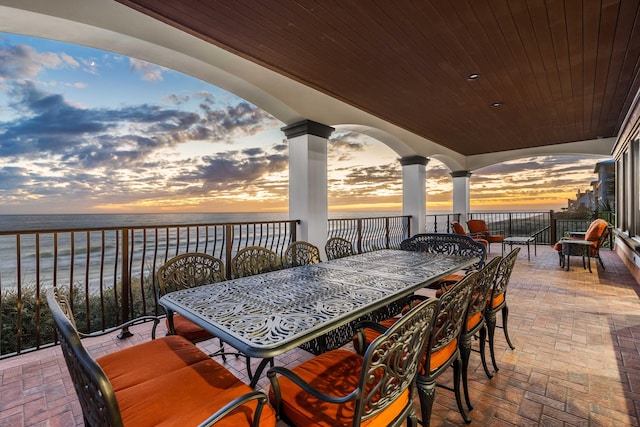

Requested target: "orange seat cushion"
[
  {"left": 97, "top": 335, "right": 211, "bottom": 392},
  {"left": 489, "top": 293, "right": 505, "bottom": 309},
  {"left": 270, "top": 349, "right": 409, "bottom": 427},
  {"left": 98, "top": 336, "right": 276, "bottom": 426},
  {"left": 425, "top": 338, "right": 458, "bottom": 373},
  {"left": 466, "top": 311, "right": 483, "bottom": 332},
  {"left": 167, "top": 314, "right": 213, "bottom": 342},
  {"left": 356, "top": 319, "right": 458, "bottom": 374}
]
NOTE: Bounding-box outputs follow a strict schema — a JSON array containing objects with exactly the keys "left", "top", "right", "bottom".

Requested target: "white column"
[
  {"left": 451, "top": 171, "right": 472, "bottom": 222},
  {"left": 400, "top": 156, "right": 429, "bottom": 236},
  {"left": 283, "top": 120, "right": 334, "bottom": 259}
]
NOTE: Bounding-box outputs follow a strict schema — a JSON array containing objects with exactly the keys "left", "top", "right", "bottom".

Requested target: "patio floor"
[{"left": 1, "top": 244, "right": 639, "bottom": 426}]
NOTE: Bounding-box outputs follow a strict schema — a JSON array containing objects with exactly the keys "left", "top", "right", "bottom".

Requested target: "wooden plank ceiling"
[{"left": 116, "top": 0, "right": 640, "bottom": 156}]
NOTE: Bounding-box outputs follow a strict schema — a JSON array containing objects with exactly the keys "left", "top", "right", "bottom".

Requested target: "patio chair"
[
  {"left": 553, "top": 218, "right": 611, "bottom": 270},
  {"left": 231, "top": 246, "right": 281, "bottom": 278},
  {"left": 485, "top": 247, "right": 520, "bottom": 376},
  {"left": 268, "top": 297, "right": 440, "bottom": 427},
  {"left": 458, "top": 256, "right": 501, "bottom": 411},
  {"left": 400, "top": 233, "right": 486, "bottom": 288},
  {"left": 46, "top": 286, "right": 276, "bottom": 427},
  {"left": 325, "top": 236, "right": 355, "bottom": 260},
  {"left": 451, "top": 221, "right": 489, "bottom": 249},
  {"left": 354, "top": 272, "right": 477, "bottom": 427},
  {"left": 466, "top": 219, "right": 505, "bottom": 253},
  {"left": 283, "top": 240, "right": 321, "bottom": 268},
  {"left": 157, "top": 252, "right": 241, "bottom": 362}
]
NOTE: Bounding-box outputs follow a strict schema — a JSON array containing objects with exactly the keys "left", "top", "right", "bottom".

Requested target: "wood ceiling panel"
[{"left": 117, "top": 0, "right": 640, "bottom": 156}]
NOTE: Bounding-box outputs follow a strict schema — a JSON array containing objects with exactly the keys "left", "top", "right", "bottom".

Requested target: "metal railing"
[
  {"left": 0, "top": 210, "right": 615, "bottom": 358},
  {"left": 0, "top": 220, "right": 298, "bottom": 357},
  {"left": 327, "top": 215, "right": 411, "bottom": 253}
]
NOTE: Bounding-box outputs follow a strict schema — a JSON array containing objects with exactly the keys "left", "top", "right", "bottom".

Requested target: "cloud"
[
  {"left": 0, "top": 44, "right": 65, "bottom": 80},
  {"left": 129, "top": 57, "right": 164, "bottom": 81}
]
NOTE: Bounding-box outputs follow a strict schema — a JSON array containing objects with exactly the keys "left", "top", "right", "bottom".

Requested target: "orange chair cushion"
[
  {"left": 426, "top": 338, "right": 458, "bottom": 373},
  {"left": 357, "top": 319, "right": 458, "bottom": 374},
  {"left": 97, "top": 335, "right": 211, "bottom": 392},
  {"left": 270, "top": 349, "right": 409, "bottom": 427},
  {"left": 452, "top": 221, "right": 466, "bottom": 235},
  {"left": 166, "top": 314, "right": 213, "bottom": 342},
  {"left": 98, "top": 336, "right": 276, "bottom": 427},
  {"left": 489, "top": 293, "right": 505, "bottom": 309},
  {"left": 584, "top": 219, "right": 608, "bottom": 241},
  {"left": 466, "top": 311, "right": 483, "bottom": 332}
]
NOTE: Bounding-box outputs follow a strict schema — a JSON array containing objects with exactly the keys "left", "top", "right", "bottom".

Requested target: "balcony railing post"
[
  {"left": 550, "top": 210, "right": 557, "bottom": 244},
  {"left": 385, "top": 217, "right": 390, "bottom": 249},
  {"left": 225, "top": 224, "right": 233, "bottom": 279},
  {"left": 357, "top": 219, "right": 363, "bottom": 254},
  {"left": 118, "top": 228, "right": 132, "bottom": 339}
]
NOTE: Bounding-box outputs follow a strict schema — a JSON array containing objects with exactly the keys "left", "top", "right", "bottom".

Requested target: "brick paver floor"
[{"left": 1, "top": 245, "right": 639, "bottom": 426}]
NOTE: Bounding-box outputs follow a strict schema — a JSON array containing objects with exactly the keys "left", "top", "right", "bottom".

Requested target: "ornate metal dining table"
[{"left": 159, "top": 249, "right": 476, "bottom": 387}]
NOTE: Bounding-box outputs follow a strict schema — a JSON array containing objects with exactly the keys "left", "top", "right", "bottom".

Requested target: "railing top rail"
[
  {"left": 329, "top": 215, "right": 411, "bottom": 220},
  {"left": 0, "top": 219, "right": 301, "bottom": 236}
]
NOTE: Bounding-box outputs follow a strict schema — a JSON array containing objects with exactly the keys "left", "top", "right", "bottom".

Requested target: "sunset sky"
[{"left": 0, "top": 32, "right": 607, "bottom": 215}]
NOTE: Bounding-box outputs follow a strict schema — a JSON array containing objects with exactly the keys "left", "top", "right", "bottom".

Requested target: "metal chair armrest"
[
  {"left": 197, "top": 390, "right": 270, "bottom": 427},
  {"left": 267, "top": 366, "right": 358, "bottom": 407},
  {"left": 77, "top": 316, "right": 162, "bottom": 340}
]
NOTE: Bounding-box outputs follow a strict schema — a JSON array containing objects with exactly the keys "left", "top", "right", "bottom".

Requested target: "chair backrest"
[
  {"left": 157, "top": 253, "right": 226, "bottom": 296},
  {"left": 464, "top": 256, "right": 501, "bottom": 332},
  {"left": 283, "top": 241, "right": 321, "bottom": 268},
  {"left": 325, "top": 237, "right": 355, "bottom": 260},
  {"left": 46, "top": 287, "right": 124, "bottom": 427},
  {"left": 231, "top": 246, "right": 280, "bottom": 278},
  {"left": 451, "top": 221, "right": 466, "bottom": 235},
  {"left": 356, "top": 297, "right": 440, "bottom": 424},
  {"left": 467, "top": 219, "right": 490, "bottom": 236},
  {"left": 488, "top": 247, "right": 520, "bottom": 310},
  {"left": 399, "top": 233, "right": 486, "bottom": 270},
  {"left": 422, "top": 271, "right": 477, "bottom": 375}
]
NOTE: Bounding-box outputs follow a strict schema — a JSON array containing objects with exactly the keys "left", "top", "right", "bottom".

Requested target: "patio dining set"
[{"left": 49, "top": 233, "right": 525, "bottom": 426}]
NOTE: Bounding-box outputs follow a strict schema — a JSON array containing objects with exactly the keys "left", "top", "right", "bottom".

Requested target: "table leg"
[
  {"left": 526, "top": 242, "right": 530, "bottom": 261},
  {"left": 248, "top": 357, "right": 274, "bottom": 389}
]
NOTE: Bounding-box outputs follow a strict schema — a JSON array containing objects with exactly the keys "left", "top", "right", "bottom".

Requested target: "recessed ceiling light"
[
  {"left": 467, "top": 73, "right": 480, "bottom": 80},
  {"left": 491, "top": 102, "right": 503, "bottom": 108}
]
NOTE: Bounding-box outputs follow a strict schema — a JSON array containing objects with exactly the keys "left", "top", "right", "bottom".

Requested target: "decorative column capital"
[
  {"left": 450, "top": 170, "right": 472, "bottom": 178},
  {"left": 399, "top": 155, "right": 429, "bottom": 166},
  {"left": 281, "top": 120, "right": 334, "bottom": 139}
]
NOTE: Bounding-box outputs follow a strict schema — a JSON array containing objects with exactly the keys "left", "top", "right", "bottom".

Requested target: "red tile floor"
[{"left": 1, "top": 245, "right": 639, "bottom": 426}]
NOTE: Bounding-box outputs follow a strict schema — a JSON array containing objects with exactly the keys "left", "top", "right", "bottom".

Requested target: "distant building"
[
  {"left": 566, "top": 159, "right": 615, "bottom": 213},
  {"left": 567, "top": 189, "right": 594, "bottom": 212},
  {"left": 593, "top": 159, "right": 615, "bottom": 212}
]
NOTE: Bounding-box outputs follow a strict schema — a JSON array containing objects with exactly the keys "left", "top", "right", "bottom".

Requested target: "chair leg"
[
  {"left": 597, "top": 253, "right": 606, "bottom": 269},
  {"left": 479, "top": 324, "right": 492, "bottom": 379},
  {"left": 453, "top": 358, "right": 471, "bottom": 423},
  {"left": 502, "top": 304, "right": 515, "bottom": 350},
  {"left": 486, "top": 310, "right": 499, "bottom": 373},
  {"left": 459, "top": 334, "right": 473, "bottom": 411},
  {"left": 416, "top": 378, "right": 437, "bottom": 427}
]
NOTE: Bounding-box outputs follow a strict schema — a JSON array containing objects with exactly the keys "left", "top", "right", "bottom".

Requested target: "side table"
[
  {"left": 502, "top": 236, "right": 536, "bottom": 260},
  {"left": 560, "top": 239, "right": 594, "bottom": 273}
]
